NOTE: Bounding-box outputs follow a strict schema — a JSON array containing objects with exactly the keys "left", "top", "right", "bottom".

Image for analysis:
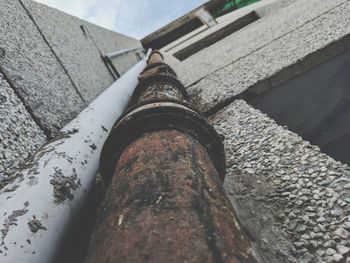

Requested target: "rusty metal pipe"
[
  {"left": 85, "top": 51, "right": 257, "bottom": 262},
  {"left": 86, "top": 130, "right": 255, "bottom": 263},
  {"left": 0, "top": 51, "right": 152, "bottom": 263},
  {"left": 147, "top": 50, "right": 164, "bottom": 65}
]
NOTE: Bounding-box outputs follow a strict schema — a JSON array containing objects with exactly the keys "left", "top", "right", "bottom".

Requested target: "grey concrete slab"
[
  {"left": 0, "top": 0, "right": 86, "bottom": 135},
  {"left": 247, "top": 49, "right": 350, "bottom": 166},
  {"left": 187, "top": 0, "right": 350, "bottom": 113},
  {"left": 172, "top": 0, "right": 347, "bottom": 86},
  {"left": 172, "top": 11, "right": 260, "bottom": 61},
  {"left": 212, "top": 100, "right": 350, "bottom": 263},
  {"left": 254, "top": 0, "right": 299, "bottom": 17},
  {"left": 21, "top": 0, "right": 116, "bottom": 103},
  {"left": 109, "top": 51, "right": 140, "bottom": 77},
  {"left": 0, "top": 72, "right": 46, "bottom": 181},
  {"left": 85, "top": 23, "right": 142, "bottom": 75},
  {"left": 164, "top": 0, "right": 279, "bottom": 58}
]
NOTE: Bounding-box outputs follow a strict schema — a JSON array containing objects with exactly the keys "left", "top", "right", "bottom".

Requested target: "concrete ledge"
[
  {"left": 202, "top": 30, "right": 350, "bottom": 118},
  {"left": 247, "top": 48, "right": 350, "bottom": 167},
  {"left": 173, "top": 11, "right": 259, "bottom": 61},
  {"left": 187, "top": 0, "right": 350, "bottom": 113},
  {"left": 173, "top": 0, "right": 347, "bottom": 86},
  {"left": 254, "top": 0, "right": 298, "bottom": 17},
  {"left": 212, "top": 100, "right": 350, "bottom": 263}
]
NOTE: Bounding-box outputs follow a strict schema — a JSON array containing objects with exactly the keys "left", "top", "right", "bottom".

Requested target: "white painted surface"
[
  {"left": 196, "top": 8, "right": 217, "bottom": 27},
  {"left": 0, "top": 50, "right": 151, "bottom": 263}
]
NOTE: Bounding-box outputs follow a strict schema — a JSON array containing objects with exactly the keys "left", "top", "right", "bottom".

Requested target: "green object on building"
[
  {"left": 214, "top": 0, "right": 261, "bottom": 17},
  {"left": 236, "top": 0, "right": 261, "bottom": 8}
]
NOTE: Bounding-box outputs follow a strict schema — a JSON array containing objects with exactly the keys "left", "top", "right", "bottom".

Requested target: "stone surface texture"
[
  {"left": 169, "top": 0, "right": 350, "bottom": 112},
  {"left": 0, "top": 73, "right": 46, "bottom": 181},
  {"left": 21, "top": 0, "right": 116, "bottom": 103},
  {"left": 0, "top": 0, "right": 86, "bottom": 134},
  {"left": 1, "top": 0, "right": 350, "bottom": 262},
  {"left": 254, "top": 0, "right": 299, "bottom": 17},
  {"left": 86, "top": 23, "right": 143, "bottom": 75},
  {"left": 173, "top": 0, "right": 347, "bottom": 86},
  {"left": 169, "top": 1, "right": 350, "bottom": 262},
  {"left": 0, "top": 0, "right": 141, "bottom": 182},
  {"left": 162, "top": 0, "right": 292, "bottom": 61},
  {"left": 212, "top": 100, "right": 350, "bottom": 263}
]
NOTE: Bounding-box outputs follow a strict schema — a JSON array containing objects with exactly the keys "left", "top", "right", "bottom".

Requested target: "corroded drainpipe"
[
  {"left": 85, "top": 51, "right": 257, "bottom": 263},
  {"left": 0, "top": 50, "right": 151, "bottom": 263}
]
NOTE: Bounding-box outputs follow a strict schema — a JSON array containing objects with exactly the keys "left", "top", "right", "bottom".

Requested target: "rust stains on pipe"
[
  {"left": 147, "top": 50, "right": 164, "bottom": 65},
  {"left": 131, "top": 52, "right": 188, "bottom": 106},
  {"left": 85, "top": 51, "right": 258, "bottom": 262},
  {"left": 85, "top": 130, "right": 255, "bottom": 263}
]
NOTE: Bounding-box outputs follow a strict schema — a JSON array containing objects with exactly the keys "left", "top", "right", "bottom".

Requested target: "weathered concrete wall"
[
  {"left": 0, "top": 0, "right": 142, "bottom": 181},
  {"left": 0, "top": 0, "right": 86, "bottom": 135},
  {"left": 162, "top": 0, "right": 350, "bottom": 262},
  {"left": 213, "top": 100, "right": 350, "bottom": 263},
  {"left": 21, "top": 0, "right": 142, "bottom": 103},
  {"left": 247, "top": 49, "right": 350, "bottom": 166},
  {"left": 254, "top": 0, "right": 298, "bottom": 17},
  {"left": 0, "top": 73, "right": 46, "bottom": 181},
  {"left": 21, "top": 0, "right": 115, "bottom": 103},
  {"left": 186, "top": 0, "right": 350, "bottom": 113},
  {"left": 86, "top": 23, "right": 142, "bottom": 75},
  {"left": 174, "top": 0, "right": 347, "bottom": 87}
]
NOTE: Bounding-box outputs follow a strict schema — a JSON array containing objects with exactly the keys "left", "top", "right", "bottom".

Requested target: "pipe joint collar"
[
  {"left": 100, "top": 102, "right": 226, "bottom": 184},
  {"left": 141, "top": 62, "right": 177, "bottom": 77},
  {"left": 131, "top": 74, "right": 188, "bottom": 104}
]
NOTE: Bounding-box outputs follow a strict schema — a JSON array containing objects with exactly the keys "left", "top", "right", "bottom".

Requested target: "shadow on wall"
[{"left": 247, "top": 49, "right": 350, "bottom": 165}]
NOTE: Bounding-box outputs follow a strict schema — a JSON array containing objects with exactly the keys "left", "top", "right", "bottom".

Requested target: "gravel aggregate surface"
[
  {"left": 173, "top": 0, "right": 347, "bottom": 87},
  {"left": 22, "top": 0, "right": 116, "bottom": 103},
  {"left": 0, "top": 73, "right": 46, "bottom": 181},
  {"left": 0, "top": 0, "right": 86, "bottom": 134},
  {"left": 212, "top": 100, "right": 350, "bottom": 263},
  {"left": 184, "top": 0, "right": 350, "bottom": 112}
]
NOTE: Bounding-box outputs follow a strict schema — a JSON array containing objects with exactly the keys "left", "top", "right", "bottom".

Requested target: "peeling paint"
[
  {"left": 27, "top": 217, "right": 46, "bottom": 233},
  {"left": 26, "top": 176, "right": 38, "bottom": 186},
  {"left": 49, "top": 129, "right": 78, "bottom": 143},
  {"left": 1, "top": 202, "right": 29, "bottom": 246},
  {"left": 89, "top": 144, "right": 97, "bottom": 151},
  {"left": 50, "top": 167, "right": 81, "bottom": 204},
  {"left": 2, "top": 184, "right": 20, "bottom": 193},
  {"left": 42, "top": 213, "right": 49, "bottom": 220},
  {"left": 0, "top": 52, "right": 149, "bottom": 262},
  {"left": 0, "top": 173, "right": 23, "bottom": 191}
]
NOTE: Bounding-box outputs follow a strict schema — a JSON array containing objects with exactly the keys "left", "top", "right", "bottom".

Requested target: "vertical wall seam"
[
  {"left": 83, "top": 24, "right": 119, "bottom": 80},
  {"left": 0, "top": 66, "right": 50, "bottom": 139},
  {"left": 18, "top": 0, "right": 87, "bottom": 104}
]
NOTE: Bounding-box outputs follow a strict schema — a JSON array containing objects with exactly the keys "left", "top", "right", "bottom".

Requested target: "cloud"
[
  {"left": 34, "top": 0, "right": 120, "bottom": 31},
  {"left": 113, "top": 0, "right": 208, "bottom": 39},
  {"left": 34, "top": 0, "right": 207, "bottom": 39}
]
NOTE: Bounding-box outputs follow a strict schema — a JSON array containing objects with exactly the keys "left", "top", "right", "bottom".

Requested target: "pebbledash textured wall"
[
  {"left": 0, "top": 0, "right": 142, "bottom": 181},
  {"left": 2, "top": 0, "right": 350, "bottom": 262},
  {"left": 165, "top": 0, "right": 350, "bottom": 262}
]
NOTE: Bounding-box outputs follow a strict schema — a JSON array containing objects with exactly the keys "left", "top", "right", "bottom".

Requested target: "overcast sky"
[{"left": 34, "top": 0, "right": 207, "bottom": 39}]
